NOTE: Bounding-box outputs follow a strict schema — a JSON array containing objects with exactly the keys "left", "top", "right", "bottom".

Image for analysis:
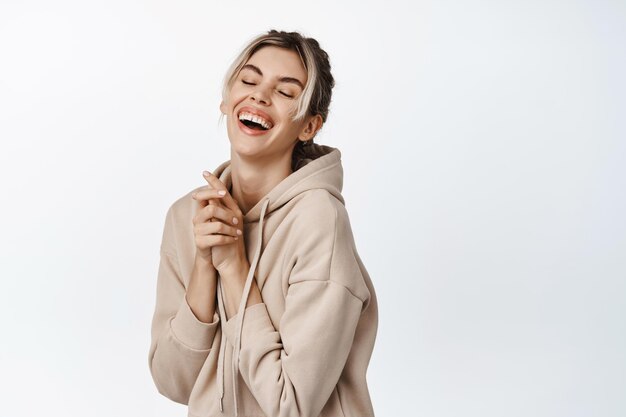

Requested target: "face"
[{"left": 220, "top": 46, "right": 322, "bottom": 160}]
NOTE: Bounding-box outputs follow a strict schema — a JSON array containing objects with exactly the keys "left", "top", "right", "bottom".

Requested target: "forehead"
[{"left": 243, "top": 46, "right": 307, "bottom": 83}]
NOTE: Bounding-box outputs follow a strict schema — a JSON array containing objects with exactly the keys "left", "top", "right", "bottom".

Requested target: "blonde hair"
[{"left": 219, "top": 29, "right": 335, "bottom": 128}]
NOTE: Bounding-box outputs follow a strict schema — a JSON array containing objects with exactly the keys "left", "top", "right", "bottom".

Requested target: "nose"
[{"left": 250, "top": 84, "right": 270, "bottom": 105}]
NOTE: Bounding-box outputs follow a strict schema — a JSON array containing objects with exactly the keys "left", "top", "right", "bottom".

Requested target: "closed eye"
[{"left": 242, "top": 80, "right": 293, "bottom": 98}]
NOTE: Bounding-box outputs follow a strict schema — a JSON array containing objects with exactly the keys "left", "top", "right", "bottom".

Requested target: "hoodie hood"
[
  {"left": 212, "top": 143, "right": 345, "bottom": 222},
  {"left": 210, "top": 143, "right": 344, "bottom": 415}
]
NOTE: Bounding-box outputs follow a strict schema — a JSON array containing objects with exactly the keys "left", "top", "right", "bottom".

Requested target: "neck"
[{"left": 229, "top": 149, "right": 294, "bottom": 215}]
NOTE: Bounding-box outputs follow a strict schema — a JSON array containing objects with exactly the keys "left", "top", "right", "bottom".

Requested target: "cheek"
[{"left": 225, "top": 86, "right": 245, "bottom": 102}]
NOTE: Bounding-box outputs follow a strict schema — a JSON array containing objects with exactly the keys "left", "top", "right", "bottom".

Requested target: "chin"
[{"left": 228, "top": 134, "right": 269, "bottom": 158}]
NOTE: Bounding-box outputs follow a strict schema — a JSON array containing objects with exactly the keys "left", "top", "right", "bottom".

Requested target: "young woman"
[{"left": 148, "top": 29, "right": 378, "bottom": 417}]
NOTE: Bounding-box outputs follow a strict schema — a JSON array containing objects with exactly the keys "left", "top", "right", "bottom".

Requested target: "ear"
[
  {"left": 297, "top": 114, "right": 324, "bottom": 141},
  {"left": 220, "top": 100, "right": 227, "bottom": 115}
]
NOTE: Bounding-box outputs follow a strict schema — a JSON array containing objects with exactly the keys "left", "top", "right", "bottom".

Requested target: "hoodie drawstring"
[
  {"left": 216, "top": 197, "right": 270, "bottom": 415},
  {"left": 216, "top": 276, "right": 228, "bottom": 411}
]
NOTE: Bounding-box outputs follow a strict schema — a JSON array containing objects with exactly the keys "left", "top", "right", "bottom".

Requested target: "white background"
[{"left": 1, "top": 0, "right": 624, "bottom": 416}]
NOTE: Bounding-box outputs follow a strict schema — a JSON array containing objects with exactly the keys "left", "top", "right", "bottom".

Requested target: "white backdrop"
[{"left": 1, "top": 1, "right": 624, "bottom": 416}]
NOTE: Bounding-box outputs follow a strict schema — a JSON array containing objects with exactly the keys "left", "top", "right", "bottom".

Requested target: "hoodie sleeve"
[
  {"left": 148, "top": 204, "right": 220, "bottom": 405},
  {"left": 222, "top": 201, "right": 369, "bottom": 417}
]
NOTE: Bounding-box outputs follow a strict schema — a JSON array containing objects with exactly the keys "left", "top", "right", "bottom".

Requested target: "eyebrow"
[{"left": 240, "top": 64, "right": 305, "bottom": 89}]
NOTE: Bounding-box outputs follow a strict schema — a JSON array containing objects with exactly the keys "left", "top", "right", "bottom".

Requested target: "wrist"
[
  {"left": 220, "top": 258, "right": 250, "bottom": 281},
  {"left": 194, "top": 252, "right": 215, "bottom": 269}
]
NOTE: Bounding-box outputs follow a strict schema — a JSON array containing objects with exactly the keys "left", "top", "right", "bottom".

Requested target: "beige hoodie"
[{"left": 148, "top": 144, "right": 378, "bottom": 417}]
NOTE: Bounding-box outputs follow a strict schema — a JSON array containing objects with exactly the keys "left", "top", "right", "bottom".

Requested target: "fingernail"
[
  {"left": 236, "top": 229, "right": 242, "bottom": 235},
  {"left": 232, "top": 217, "right": 238, "bottom": 224},
  {"left": 218, "top": 190, "right": 226, "bottom": 196},
  {"left": 203, "top": 171, "right": 210, "bottom": 176}
]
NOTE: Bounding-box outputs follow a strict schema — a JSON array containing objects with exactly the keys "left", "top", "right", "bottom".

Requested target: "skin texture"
[{"left": 187, "top": 46, "right": 324, "bottom": 321}]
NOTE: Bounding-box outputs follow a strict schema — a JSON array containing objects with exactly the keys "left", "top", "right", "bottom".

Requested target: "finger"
[
  {"left": 199, "top": 172, "right": 225, "bottom": 219},
  {"left": 202, "top": 171, "right": 242, "bottom": 219},
  {"left": 194, "top": 202, "right": 240, "bottom": 227},
  {"left": 195, "top": 220, "right": 242, "bottom": 238},
  {"left": 191, "top": 184, "right": 225, "bottom": 219},
  {"left": 195, "top": 234, "right": 238, "bottom": 249},
  {"left": 192, "top": 187, "right": 227, "bottom": 202}
]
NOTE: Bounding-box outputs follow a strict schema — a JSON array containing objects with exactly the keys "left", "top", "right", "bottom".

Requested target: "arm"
[
  {"left": 219, "top": 258, "right": 264, "bottom": 320},
  {"left": 186, "top": 253, "right": 218, "bottom": 323},
  {"left": 221, "top": 202, "right": 370, "bottom": 417},
  {"left": 148, "top": 205, "right": 221, "bottom": 404}
]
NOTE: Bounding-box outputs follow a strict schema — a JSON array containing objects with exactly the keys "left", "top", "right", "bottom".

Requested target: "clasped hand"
[{"left": 191, "top": 170, "right": 247, "bottom": 275}]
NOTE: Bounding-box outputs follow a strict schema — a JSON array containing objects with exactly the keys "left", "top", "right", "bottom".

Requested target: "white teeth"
[{"left": 238, "top": 112, "right": 273, "bottom": 129}]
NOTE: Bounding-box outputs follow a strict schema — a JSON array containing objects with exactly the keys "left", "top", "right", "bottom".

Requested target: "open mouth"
[
  {"left": 237, "top": 109, "right": 274, "bottom": 134},
  {"left": 240, "top": 118, "right": 270, "bottom": 131}
]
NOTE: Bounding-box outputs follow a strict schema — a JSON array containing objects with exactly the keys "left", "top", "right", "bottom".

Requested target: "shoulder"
[
  {"left": 281, "top": 189, "right": 352, "bottom": 256},
  {"left": 288, "top": 189, "right": 347, "bottom": 233},
  {"left": 159, "top": 185, "right": 205, "bottom": 253},
  {"left": 166, "top": 184, "right": 206, "bottom": 222},
  {"left": 286, "top": 190, "right": 369, "bottom": 302}
]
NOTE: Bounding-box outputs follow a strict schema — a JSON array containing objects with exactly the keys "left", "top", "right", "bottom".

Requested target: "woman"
[{"left": 148, "top": 29, "right": 378, "bottom": 417}]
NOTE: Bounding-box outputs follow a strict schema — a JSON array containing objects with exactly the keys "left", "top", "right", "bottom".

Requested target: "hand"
[
  {"left": 192, "top": 170, "right": 247, "bottom": 274},
  {"left": 191, "top": 174, "right": 241, "bottom": 268}
]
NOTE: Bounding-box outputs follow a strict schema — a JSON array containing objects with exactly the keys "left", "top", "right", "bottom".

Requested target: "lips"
[
  {"left": 237, "top": 106, "right": 275, "bottom": 127},
  {"left": 235, "top": 105, "right": 276, "bottom": 137},
  {"left": 237, "top": 117, "right": 271, "bottom": 136}
]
